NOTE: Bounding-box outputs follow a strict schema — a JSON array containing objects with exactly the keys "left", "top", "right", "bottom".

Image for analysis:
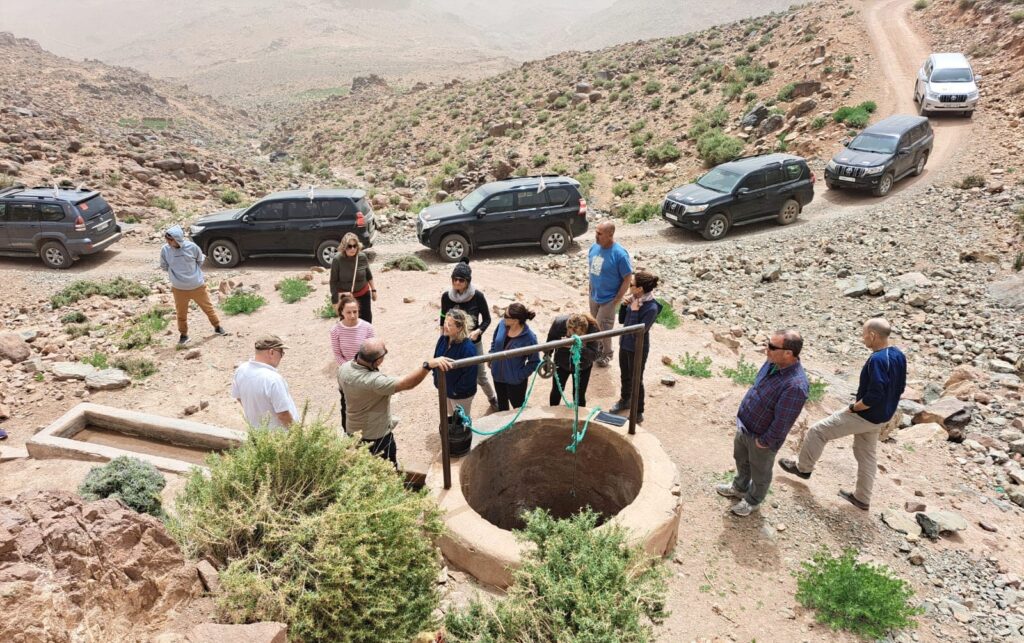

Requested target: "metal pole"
[
  {"left": 628, "top": 330, "right": 645, "bottom": 435},
  {"left": 438, "top": 374, "right": 451, "bottom": 489},
  {"left": 445, "top": 324, "right": 647, "bottom": 370}
]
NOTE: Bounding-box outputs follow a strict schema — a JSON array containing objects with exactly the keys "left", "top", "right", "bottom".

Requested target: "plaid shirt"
[{"left": 736, "top": 361, "right": 809, "bottom": 451}]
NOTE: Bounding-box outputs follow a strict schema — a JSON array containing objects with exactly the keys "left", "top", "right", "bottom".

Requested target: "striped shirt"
[{"left": 330, "top": 320, "right": 375, "bottom": 365}]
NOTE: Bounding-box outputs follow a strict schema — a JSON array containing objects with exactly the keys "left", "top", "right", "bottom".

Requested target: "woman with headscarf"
[
  {"left": 488, "top": 302, "right": 540, "bottom": 411},
  {"left": 330, "top": 232, "right": 376, "bottom": 323},
  {"left": 440, "top": 259, "right": 497, "bottom": 408}
]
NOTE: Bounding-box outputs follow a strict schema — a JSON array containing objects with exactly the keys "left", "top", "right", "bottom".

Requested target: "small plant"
[
  {"left": 65, "top": 323, "right": 94, "bottom": 338},
  {"left": 646, "top": 141, "right": 681, "bottom": 165},
  {"left": 553, "top": 95, "right": 569, "bottom": 109},
  {"left": 612, "top": 181, "right": 637, "bottom": 198},
  {"left": 220, "top": 292, "right": 267, "bottom": 315},
  {"left": 696, "top": 130, "right": 745, "bottom": 166},
  {"left": 958, "top": 0, "right": 975, "bottom": 9},
  {"left": 316, "top": 295, "right": 337, "bottom": 319},
  {"left": 1013, "top": 10, "right": 1024, "bottom": 24},
  {"left": 149, "top": 196, "right": 177, "bottom": 212},
  {"left": 956, "top": 174, "right": 986, "bottom": 189},
  {"left": 537, "top": 110, "right": 551, "bottom": 123},
  {"left": 722, "top": 356, "right": 759, "bottom": 387},
  {"left": 619, "top": 203, "right": 660, "bottom": 223},
  {"left": 385, "top": 255, "right": 428, "bottom": 271},
  {"left": 277, "top": 277, "right": 312, "bottom": 303},
  {"left": 644, "top": 79, "right": 662, "bottom": 94},
  {"left": 220, "top": 189, "right": 242, "bottom": 205},
  {"left": 34, "top": 372, "right": 44, "bottom": 382},
  {"left": 1013, "top": 251, "right": 1023, "bottom": 272},
  {"left": 670, "top": 352, "right": 713, "bottom": 378},
  {"left": 81, "top": 352, "right": 109, "bottom": 369},
  {"left": 60, "top": 311, "right": 87, "bottom": 324},
  {"left": 51, "top": 277, "right": 150, "bottom": 308},
  {"left": 575, "top": 171, "right": 595, "bottom": 198},
  {"left": 810, "top": 115, "right": 828, "bottom": 130},
  {"left": 532, "top": 153, "right": 549, "bottom": 168},
  {"left": 777, "top": 83, "right": 796, "bottom": 102},
  {"left": 913, "top": 0, "right": 928, "bottom": 9},
  {"left": 79, "top": 456, "right": 166, "bottom": 517},
  {"left": 795, "top": 548, "right": 922, "bottom": 638},
  {"left": 808, "top": 378, "right": 828, "bottom": 402},
  {"left": 112, "top": 356, "right": 157, "bottom": 379},
  {"left": 654, "top": 298, "right": 679, "bottom": 328}
]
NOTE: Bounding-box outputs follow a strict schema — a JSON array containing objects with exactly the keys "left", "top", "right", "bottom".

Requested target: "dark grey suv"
[
  {"left": 0, "top": 185, "right": 121, "bottom": 268},
  {"left": 824, "top": 115, "right": 933, "bottom": 196}
]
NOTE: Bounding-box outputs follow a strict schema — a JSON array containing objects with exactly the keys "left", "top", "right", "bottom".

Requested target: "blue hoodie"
[{"left": 160, "top": 225, "right": 206, "bottom": 290}]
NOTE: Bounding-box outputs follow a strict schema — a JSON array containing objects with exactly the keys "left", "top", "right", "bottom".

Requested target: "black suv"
[
  {"left": 189, "top": 189, "right": 376, "bottom": 268},
  {"left": 661, "top": 154, "right": 815, "bottom": 240},
  {"left": 416, "top": 175, "right": 588, "bottom": 262},
  {"left": 0, "top": 184, "right": 121, "bottom": 269},
  {"left": 824, "top": 114, "right": 933, "bottom": 196}
]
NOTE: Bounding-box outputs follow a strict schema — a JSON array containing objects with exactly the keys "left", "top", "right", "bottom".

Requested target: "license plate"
[
  {"left": 665, "top": 213, "right": 678, "bottom": 221},
  {"left": 95, "top": 221, "right": 110, "bottom": 231},
  {"left": 839, "top": 176, "right": 856, "bottom": 182}
]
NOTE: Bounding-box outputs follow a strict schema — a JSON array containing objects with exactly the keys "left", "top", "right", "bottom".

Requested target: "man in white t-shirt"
[{"left": 231, "top": 335, "right": 299, "bottom": 430}]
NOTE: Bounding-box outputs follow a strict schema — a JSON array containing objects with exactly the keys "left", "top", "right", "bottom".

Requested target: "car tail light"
[
  {"left": 578, "top": 198, "right": 588, "bottom": 216},
  {"left": 810, "top": 172, "right": 817, "bottom": 184},
  {"left": 74, "top": 214, "right": 86, "bottom": 232},
  {"left": 355, "top": 211, "right": 366, "bottom": 227}
]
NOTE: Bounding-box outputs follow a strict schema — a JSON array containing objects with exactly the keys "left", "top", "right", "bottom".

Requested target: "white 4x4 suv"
[{"left": 914, "top": 53, "right": 980, "bottom": 118}]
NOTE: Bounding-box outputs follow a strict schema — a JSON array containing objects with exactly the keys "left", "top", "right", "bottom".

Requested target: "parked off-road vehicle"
[
  {"left": 824, "top": 115, "right": 933, "bottom": 197},
  {"left": 0, "top": 184, "right": 122, "bottom": 269}
]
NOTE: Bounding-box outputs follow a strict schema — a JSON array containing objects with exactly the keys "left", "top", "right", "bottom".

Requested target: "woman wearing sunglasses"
[
  {"left": 329, "top": 232, "right": 376, "bottom": 323},
  {"left": 439, "top": 259, "right": 498, "bottom": 409}
]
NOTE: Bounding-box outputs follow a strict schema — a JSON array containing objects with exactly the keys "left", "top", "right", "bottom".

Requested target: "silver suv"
[{"left": 914, "top": 53, "right": 979, "bottom": 118}]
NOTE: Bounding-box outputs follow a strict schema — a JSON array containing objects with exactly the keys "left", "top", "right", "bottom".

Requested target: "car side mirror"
[
  {"left": 736, "top": 187, "right": 750, "bottom": 195},
  {"left": 476, "top": 208, "right": 487, "bottom": 218},
  {"left": 974, "top": 73, "right": 982, "bottom": 84},
  {"left": 842, "top": 138, "right": 852, "bottom": 147},
  {"left": 898, "top": 147, "right": 911, "bottom": 156},
  {"left": 241, "top": 214, "right": 252, "bottom": 223}
]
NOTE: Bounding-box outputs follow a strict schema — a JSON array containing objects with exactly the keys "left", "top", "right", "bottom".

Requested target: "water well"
[{"left": 426, "top": 405, "right": 681, "bottom": 588}]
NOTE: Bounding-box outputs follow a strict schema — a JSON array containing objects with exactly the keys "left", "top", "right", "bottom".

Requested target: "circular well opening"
[{"left": 460, "top": 418, "right": 643, "bottom": 530}]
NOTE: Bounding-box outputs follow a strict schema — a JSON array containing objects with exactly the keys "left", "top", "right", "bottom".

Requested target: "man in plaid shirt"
[{"left": 717, "top": 329, "right": 809, "bottom": 516}]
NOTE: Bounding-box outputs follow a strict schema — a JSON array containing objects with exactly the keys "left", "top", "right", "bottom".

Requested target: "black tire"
[
  {"left": 918, "top": 101, "right": 929, "bottom": 118},
  {"left": 39, "top": 241, "right": 72, "bottom": 269},
  {"left": 912, "top": 152, "right": 928, "bottom": 177},
  {"left": 316, "top": 240, "right": 339, "bottom": 268},
  {"left": 540, "top": 226, "right": 569, "bottom": 254},
  {"left": 872, "top": 172, "right": 895, "bottom": 197},
  {"left": 700, "top": 213, "right": 730, "bottom": 241},
  {"left": 776, "top": 198, "right": 800, "bottom": 225},
  {"left": 826, "top": 180, "right": 840, "bottom": 190},
  {"left": 439, "top": 233, "right": 470, "bottom": 262},
  {"left": 963, "top": 110, "right": 973, "bottom": 119},
  {"left": 207, "top": 239, "right": 241, "bottom": 268}
]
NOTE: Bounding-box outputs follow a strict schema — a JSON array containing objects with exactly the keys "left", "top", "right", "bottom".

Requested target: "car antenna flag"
[
  {"left": 537, "top": 174, "right": 546, "bottom": 193},
  {"left": 52, "top": 183, "right": 59, "bottom": 198},
  {"left": 308, "top": 185, "right": 315, "bottom": 201}
]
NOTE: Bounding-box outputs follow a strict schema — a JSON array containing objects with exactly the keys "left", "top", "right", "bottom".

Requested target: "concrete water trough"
[
  {"left": 426, "top": 405, "right": 681, "bottom": 588},
  {"left": 27, "top": 403, "right": 246, "bottom": 474}
]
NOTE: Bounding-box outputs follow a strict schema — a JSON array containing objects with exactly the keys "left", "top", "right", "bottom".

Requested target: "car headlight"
[
  {"left": 826, "top": 160, "right": 838, "bottom": 172},
  {"left": 862, "top": 166, "right": 885, "bottom": 176},
  {"left": 925, "top": 90, "right": 939, "bottom": 100},
  {"left": 189, "top": 225, "right": 205, "bottom": 235},
  {"left": 683, "top": 203, "right": 709, "bottom": 214},
  {"left": 967, "top": 90, "right": 979, "bottom": 99},
  {"left": 420, "top": 217, "right": 440, "bottom": 230}
]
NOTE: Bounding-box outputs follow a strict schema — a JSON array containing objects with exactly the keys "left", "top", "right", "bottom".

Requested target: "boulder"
[
  {"left": 916, "top": 510, "right": 968, "bottom": 539},
  {"left": 881, "top": 509, "right": 921, "bottom": 536},
  {"left": 740, "top": 103, "right": 769, "bottom": 128},
  {"left": 786, "top": 98, "right": 817, "bottom": 119},
  {"left": 492, "top": 159, "right": 513, "bottom": 180},
  {"left": 891, "top": 271, "right": 932, "bottom": 290},
  {"left": 790, "top": 80, "right": 821, "bottom": 98},
  {"left": 195, "top": 560, "right": 221, "bottom": 594},
  {"left": 841, "top": 276, "right": 869, "bottom": 298},
  {"left": 486, "top": 121, "right": 511, "bottom": 137},
  {"left": 187, "top": 622, "right": 287, "bottom": 643},
  {"left": 85, "top": 368, "right": 131, "bottom": 390},
  {"left": 756, "top": 114, "right": 785, "bottom": 136},
  {"left": 761, "top": 264, "right": 781, "bottom": 282},
  {"left": 51, "top": 362, "right": 97, "bottom": 381},
  {"left": 913, "top": 397, "right": 968, "bottom": 427},
  {"left": 895, "top": 422, "right": 944, "bottom": 445},
  {"left": 152, "top": 158, "right": 184, "bottom": 172},
  {"left": 0, "top": 333, "right": 31, "bottom": 362},
  {"left": 575, "top": 82, "right": 593, "bottom": 94}
]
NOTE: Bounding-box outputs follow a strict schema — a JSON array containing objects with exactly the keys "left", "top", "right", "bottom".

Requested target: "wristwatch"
[
  {"left": 422, "top": 361, "right": 431, "bottom": 371},
  {"left": 848, "top": 403, "right": 856, "bottom": 413}
]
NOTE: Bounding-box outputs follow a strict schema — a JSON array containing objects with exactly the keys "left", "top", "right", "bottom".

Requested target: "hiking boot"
[
  {"left": 715, "top": 483, "right": 742, "bottom": 499},
  {"left": 488, "top": 397, "right": 499, "bottom": 410},
  {"left": 595, "top": 356, "right": 611, "bottom": 368},
  {"left": 779, "top": 458, "right": 811, "bottom": 480},
  {"left": 730, "top": 499, "right": 760, "bottom": 517},
  {"left": 838, "top": 489, "right": 869, "bottom": 511},
  {"left": 635, "top": 413, "right": 644, "bottom": 424},
  {"left": 214, "top": 326, "right": 227, "bottom": 336},
  {"left": 177, "top": 335, "right": 190, "bottom": 346},
  {"left": 609, "top": 399, "right": 630, "bottom": 414}
]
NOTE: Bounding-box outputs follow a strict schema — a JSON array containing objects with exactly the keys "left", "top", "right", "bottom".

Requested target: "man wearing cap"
[
  {"left": 338, "top": 337, "right": 453, "bottom": 465},
  {"left": 160, "top": 225, "right": 225, "bottom": 346},
  {"left": 232, "top": 335, "right": 299, "bottom": 430}
]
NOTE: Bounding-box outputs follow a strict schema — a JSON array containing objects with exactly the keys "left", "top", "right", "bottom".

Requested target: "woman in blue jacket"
[
  {"left": 489, "top": 302, "right": 540, "bottom": 411},
  {"left": 611, "top": 270, "right": 661, "bottom": 424},
  {"left": 434, "top": 309, "right": 479, "bottom": 418}
]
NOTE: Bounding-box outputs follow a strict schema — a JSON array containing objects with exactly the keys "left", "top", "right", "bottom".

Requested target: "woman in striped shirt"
[{"left": 330, "top": 295, "right": 375, "bottom": 429}]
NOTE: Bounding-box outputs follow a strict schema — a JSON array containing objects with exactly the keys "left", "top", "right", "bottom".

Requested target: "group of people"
[{"left": 161, "top": 219, "right": 908, "bottom": 515}]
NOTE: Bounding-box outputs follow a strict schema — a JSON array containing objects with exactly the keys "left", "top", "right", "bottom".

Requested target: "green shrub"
[
  {"left": 137, "top": 306, "right": 171, "bottom": 333},
  {"left": 119, "top": 325, "right": 153, "bottom": 350},
  {"left": 1013, "top": 10, "right": 1024, "bottom": 23},
  {"left": 629, "top": 120, "right": 646, "bottom": 133},
  {"left": 220, "top": 189, "right": 242, "bottom": 205},
  {"left": 722, "top": 356, "right": 759, "bottom": 386},
  {"left": 644, "top": 79, "right": 662, "bottom": 94},
  {"left": 956, "top": 174, "right": 986, "bottom": 189},
  {"left": 316, "top": 295, "right": 337, "bottom": 319},
  {"left": 695, "top": 130, "right": 745, "bottom": 166},
  {"left": 646, "top": 141, "right": 681, "bottom": 165},
  {"left": 688, "top": 105, "right": 730, "bottom": 139},
  {"left": 81, "top": 352, "right": 109, "bottom": 369},
  {"left": 51, "top": 277, "right": 150, "bottom": 308},
  {"left": 117, "top": 306, "right": 171, "bottom": 350},
  {"left": 654, "top": 298, "right": 679, "bottom": 328},
  {"left": 65, "top": 323, "right": 95, "bottom": 338},
  {"left": 149, "top": 196, "right": 177, "bottom": 212},
  {"left": 843, "top": 108, "right": 871, "bottom": 129},
  {"left": 777, "top": 83, "right": 796, "bottom": 101},
  {"left": 79, "top": 456, "right": 166, "bottom": 517},
  {"left": 385, "top": 255, "right": 428, "bottom": 271},
  {"left": 913, "top": 0, "right": 928, "bottom": 9},
  {"left": 60, "top": 311, "right": 87, "bottom": 324},
  {"left": 277, "top": 277, "right": 312, "bottom": 303},
  {"left": 536, "top": 110, "right": 550, "bottom": 123},
  {"left": 553, "top": 95, "right": 569, "bottom": 109},
  {"left": 446, "top": 509, "right": 667, "bottom": 642},
  {"left": 612, "top": 181, "right": 637, "bottom": 198},
  {"left": 532, "top": 153, "right": 548, "bottom": 167},
  {"left": 809, "top": 378, "right": 828, "bottom": 402},
  {"left": 220, "top": 292, "right": 267, "bottom": 315},
  {"left": 1014, "top": 251, "right": 1024, "bottom": 272},
  {"left": 810, "top": 115, "right": 828, "bottom": 130},
  {"left": 619, "top": 203, "right": 660, "bottom": 224},
  {"left": 172, "top": 422, "right": 443, "bottom": 643},
  {"left": 796, "top": 549, "right": 922, "bottom": 638},
  {"left": 113, "top": 356, "right": 158, "bottom": 379},
  {"left": 958, "top": 0, "right": 975, "bottom": 9},
  {"left": 575, "top": 171, "right": 595, "bottom": 198},
  {"left": 670, "top": 352, "right": 713, "bottom": 378}
]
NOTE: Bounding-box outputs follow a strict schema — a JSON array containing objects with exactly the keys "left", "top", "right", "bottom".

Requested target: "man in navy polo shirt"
[{"left": 587, "top": 220, "right": 632, "bottom": 367}]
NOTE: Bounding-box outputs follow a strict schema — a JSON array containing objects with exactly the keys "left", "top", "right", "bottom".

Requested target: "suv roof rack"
[
  {"left": 0, "top": 183, "right": 26, "bottom": 197},
  {"left": 496, "top": 173, "right": 565, "bottom": 182}
]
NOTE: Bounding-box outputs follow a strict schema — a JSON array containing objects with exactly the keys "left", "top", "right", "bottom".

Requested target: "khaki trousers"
[
  {"left": 588, "top": 298, "right": 616, "bottom": 361},
  {"left": 798, "top": 410, "right": 881, "bottom": 504},
  {"left": 171, "top": 285, "right": 220, "bottom": 335}
]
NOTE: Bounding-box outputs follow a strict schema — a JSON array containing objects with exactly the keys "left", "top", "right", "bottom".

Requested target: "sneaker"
[
  {"left": 214, "top": 326, "right": 227, "bottom": 336},
  {"left": 838, "top": 489, "right": 869, "bottom": 511},
  {"left": 715, "top": 483, "right": 742, "bottom": 499},
  {"left": 779, "top": 458, "right": 811, "bottom": 480},
  {"left": 0, "top": 428, "right": 8, "bottom": 440},
  {"left": 635, "top": 413, "right": 644, "bottom": 424},
  {"left": 177, "top": 335, "right": 190, "bottom": 346},
  {"left": 595, "top": 357, "right": 611, "bottom": 368},
  {"left": 609, "top": 399, "right": 630, "bottom": 414},
  {"left": 731, "top": 499, "right": 760, "bottom": 516}
]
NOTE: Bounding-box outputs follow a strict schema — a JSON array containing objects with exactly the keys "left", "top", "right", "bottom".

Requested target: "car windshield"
[
  {"left": 696, "top": 167, "right": 744, "bottom": 193},
  {"left": 930, "top": 67, "right": 973, "bottom": 83},
  {"left": 458, "top": 186, "right": 492, "bottom": 212},
  {"left": 847, "top": 133, "right": 898, "bottom": 155}
]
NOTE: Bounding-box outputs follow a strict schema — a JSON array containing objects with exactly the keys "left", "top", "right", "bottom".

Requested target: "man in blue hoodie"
[
  {"left": 779, "top": 318, "right": 907, "bottom": 511},
  {"left": 160, "top": 225, "right": 225, "bottom": 345}
]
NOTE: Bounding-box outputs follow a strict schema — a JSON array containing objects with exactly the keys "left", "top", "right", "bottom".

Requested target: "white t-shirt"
[{"left": 231, "top": 360, "right": 299, "bottom": 429}]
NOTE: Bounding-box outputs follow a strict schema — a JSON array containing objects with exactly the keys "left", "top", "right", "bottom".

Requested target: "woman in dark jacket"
[
  {"left": 611, "top": 270, "right": 661, "bottom": 424},
  {"left": 488, "top": 302, "right": 540, "bottom": 411},
  {"left": 546, "top": 312, "right": 600, "bottom": 407},
  {"left": 330, "top": 232, "right": 376, "bottom": 323},
  {"left": 439, "top": 259, "right": 497, "bottom": 409},
  {"left": 433, "top": 309, "right": 479, "bottom": 418}
]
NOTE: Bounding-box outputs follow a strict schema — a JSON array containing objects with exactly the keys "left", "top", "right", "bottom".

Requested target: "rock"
[
  {"left": 195, "top": 560, "right": 221, "bottom": 594},
  {"left": 990, "top": 359, "right": 1017, "bottom": 374},
  {"left": 761, "top": 264, "right": 781, "bottom": 282},
  {"left": 152, "top": 157, "right": 184, "bottom": 172},
  {"left": 946, "top": 600, "right": 972, "bottom": 623},
  {"left": 183, "top": 349, "right": 201, "bottom": 360},
  {"left": 0, "top": 333, "right": 31, "bottom": 363},
  {"left": 486, "top": 121, "right": 511, "bottom": 137},
  {"left": 756, "top": 114, "right": 785, "bottom": 136},
  {"left": 660, "top": 376, "right": 676, "bottom": 386},
  {"left": 187, "top": 622, "right": 287, "bottom": 643},
  {"left": 908, "top": 548, "right": 925, "bottom": 565},
  {"left": 51, "top": 362, "right": 97, "bottom": 381},
  {"left": 978, "top": 521, "right": 998, "bottom": 533},
  {"left": 790, "top": 80, "right": 821, "bottom": 98},
  {"left": 740, "top": 102, "right": 769, "bottom": 128},
  {"left": 492, "top": 159, "right": 513, "bottom": 180},
  {"left": 713, "top": 330, "right": 740, "bottom": 351},
  {"left": 183, "top": 405, "right": 199, "bottom": 416},
  {"left": 867, "top": 280, "right": 884, "bottom": 296},
  {"left": 574, "top": 82, "right": 592, "bottom": 94},
  {"left": 85, "top": 368, "right": 131, "bottom": 390},
  {"left": 881, "top": 509, "right": 922, "bottom": 536},
  {"left": 403, "top": 297, "right": 415, "bottom": 304},
  {"left": 842, "top": 277, "right": 869, "bottom": 298},
  {"left": 913, "top": 397, "right": 968, "bottom": 428},
  {"left": 917, "top": 510, "right": 968, "bottom": 539},
  {"left": 904, "top": 501, "right": 926, "bottom": 513},
  {"left": 0, "top": 446, "right": 30, "bottom": 462},
  {"left": 1009, "top": 491, "right": 1024, "bottom": 508},
  {"left": 786, "top": 98, "right": 817, "bottom": 119},
  {"left": 988, "top": 274, "right": 1024, "bottom": 311}
]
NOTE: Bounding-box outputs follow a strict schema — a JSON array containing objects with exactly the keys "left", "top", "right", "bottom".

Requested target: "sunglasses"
[
  {"left": 766, "top": 342, "right": 784, "bottom": 351},
  {"left": 452, "top": 277, "right": 467, "bottom": 283},
  {"left": 345, "top": 244, "right": 358, "bottom": 249}
]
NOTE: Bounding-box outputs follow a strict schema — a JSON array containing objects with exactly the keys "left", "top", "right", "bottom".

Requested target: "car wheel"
[
  {"left": 540, "top": 226, "right": 569, "bottom": 254},
  {"left": 963, "top": 110, "right": 973, "bottom": 119},
  {"left": 316, "top": 240, "right": 339, "bottom": 268},
  {"left": 918, "top": 101, "right": 929, "bottom": 117},
  {"left": 439, "top": 233, "right": 470, "bottom": 262},
  {"left": 700, "top": 213, "right": 730, "bottom": 241},
  {"left": 872, "top": 172, "right": 894, "bottom": 197},
  {"left": 912, "top": 152, "right": 929, "bottom": 177},
  {"left": 39, "top": 241, "right": 72, "bottom": 269},
  {"left": 207, "top": 239, "right": 241, "bottom": 268},
  {"left": 826, "top": 180, "right": 840, "bottom": 190},
  {"left": 776, "top": 199, "right": 800, "bottom": 225}
]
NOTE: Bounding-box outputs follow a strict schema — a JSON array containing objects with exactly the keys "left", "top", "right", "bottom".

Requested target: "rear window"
[
  {"left": 41, "top": 204, "right": 65, "bottom": 221},
  {"left": 515, "top": 190, "right": 547, "bottom": 209},
  {"left": 320, "top": 199, "right": 353, "bottom": 219},
  {"left": 546, "top": 188, "right": 571, "bottom": 206},
  {"left": 782, "top": 164, "right": 804, "bottom": 181},
  {"left": 76, "top": 195, "right": 111, "bottom": 217}
]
